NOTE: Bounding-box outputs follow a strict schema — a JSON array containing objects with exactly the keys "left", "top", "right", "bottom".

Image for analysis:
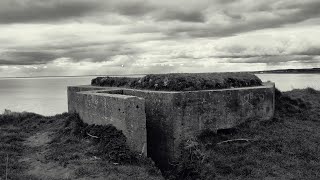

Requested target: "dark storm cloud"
[
  {"left": 296, "top": 47, "right": 320, "bottom": 56},
  {"left": 1, "top": 0, "right": 320, "bottom": 73},
  {"left": 2, "top": 0, "right": 320, "bottom": 37},
  {"left": 155, "top": 10, "right": 205, "bottom": 22},
  {"left": 0, "top": 51, "right": 58, "bottom": 65},
  {"left": 215, "top": 55, "right": 275, "bottom": 59},
  {"left": 0, "top": 0, "right": 100, "bottom": 23},
  {"left": 0, "top": 0, "right": 205, "bottom": 24},
  {"left": 164, "top": 0, "right": 320, "bottom": 38},
  {"left": 0, "top": 59, "right": 41, "bottom": 65},
  {"left": 114, "top": 1, "right": 155, "bottom": 16},
  {"left": 0, "top": 0, "right": 157, "bottom": 24},
  {"left": 0, "top": 40, "right": 143, "bottom": 65}
]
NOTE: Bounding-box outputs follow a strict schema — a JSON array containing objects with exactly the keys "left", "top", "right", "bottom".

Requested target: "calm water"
[
  {"left": 0, "top": 74, "right": 319, "bottom": 115},
  {"left": 256, "top": 74, "right": 320, "bottom": 91},
  {"left": 0, "top": 77, "right": 93, "bottom": 116}
]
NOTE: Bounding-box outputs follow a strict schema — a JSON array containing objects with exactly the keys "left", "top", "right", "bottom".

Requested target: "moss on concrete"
[{"left": 91, "top": 73, "right": 262, "bottom": 91}]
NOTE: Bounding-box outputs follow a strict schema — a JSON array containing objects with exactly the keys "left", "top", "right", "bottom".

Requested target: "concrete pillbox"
[{"left": 68, "top": 82, "right": 275, "bottom": 169}]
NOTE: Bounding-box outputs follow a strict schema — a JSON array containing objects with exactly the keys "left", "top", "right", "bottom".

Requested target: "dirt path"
[
  {"left": 0, "top": 113, "right": 163, "bottom": 180},
  {"left": 24, "top": 132, "right": 53, "bottom": 147},
  {"left": 21, "top": 131, "right": 77, "bottom": 180}
]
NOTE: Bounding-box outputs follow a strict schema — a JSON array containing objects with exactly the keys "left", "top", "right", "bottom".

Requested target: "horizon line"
[{"left": 1, "top": 67, "right": 320, "bottom": 79}]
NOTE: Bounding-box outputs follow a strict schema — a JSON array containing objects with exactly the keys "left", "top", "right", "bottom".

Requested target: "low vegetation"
[
  {"left": 1, "top": 87, "right": 320, "bottom": 179},
  {"left": 0, "top": 112, "right": 162, "bottom": 180},
  {"left": 91, "top": 73, "right": 262, "bottom": 91},
  {"left": 0, "top": 112, "right": 44, "bottom": 180},
  {"left": 164, "top": 88, "right": 320, "bottom": 179}
]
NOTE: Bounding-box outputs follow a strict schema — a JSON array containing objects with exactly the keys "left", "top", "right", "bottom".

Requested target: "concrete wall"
[
  {"left": 68, "top": 86, "right": 147, "bottom": 155},
  {"left": 68, "top": 83, "right": 275, "bottom": 169}
]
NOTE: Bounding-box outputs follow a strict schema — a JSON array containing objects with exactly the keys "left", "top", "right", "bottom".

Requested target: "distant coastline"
[
  {"left": 1, "top": 68, "right": 320, "bottom": 79},
  {"left": 253, "top": 68, "right": 320, "bottom": 74},
  {"left": 0, "top": 74, "right": 145, "bottom": 79},
  {"left": 0, "top": 75, "right": 101, "bottom": 79}
]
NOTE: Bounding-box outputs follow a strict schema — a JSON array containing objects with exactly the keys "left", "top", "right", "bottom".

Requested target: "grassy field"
[
  {"left": 0, "top": 112, "right": 162, "bottom": 180},
  {"left": 164, "top": 88, "right": 320, "bottom": 179},
  {"left": 1, "top": 88, "right": 320, "bottom": 179},
  {"left": 91, "top": 73, "right": 262, "bottom": 91}
]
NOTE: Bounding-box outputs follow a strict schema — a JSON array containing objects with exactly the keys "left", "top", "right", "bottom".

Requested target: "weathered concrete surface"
[
  {"left": 68, "top": 82, "right": 275, "bottom": 169},
  {"left": 68, "top": 85, "right": 118, "bottom": 113},
  {"left": 68, "top": 87, "right": 147, "bottom": 155}
]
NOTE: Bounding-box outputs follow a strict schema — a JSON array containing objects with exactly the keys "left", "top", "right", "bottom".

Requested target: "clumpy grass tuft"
[{"left": 91, "top": 72, "right": 262, "bottom": 91}]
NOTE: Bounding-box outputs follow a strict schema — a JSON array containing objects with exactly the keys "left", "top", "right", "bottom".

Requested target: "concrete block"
[
  {"left": 68, "top": 82, "right": 275, "bottom": 169},
  {"left": 68, "top": 87, "right": 147, "bottom": 155}
]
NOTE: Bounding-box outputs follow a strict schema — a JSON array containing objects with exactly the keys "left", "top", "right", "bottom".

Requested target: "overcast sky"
[{"left": 0, "top": 0, "right": 320, "bottom": 77}]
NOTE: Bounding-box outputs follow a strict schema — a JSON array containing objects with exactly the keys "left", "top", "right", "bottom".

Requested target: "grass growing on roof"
[{"left": 91, "top": 73, "right": 262, "bottom": 91}]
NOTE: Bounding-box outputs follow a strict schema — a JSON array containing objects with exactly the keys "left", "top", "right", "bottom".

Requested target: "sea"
[{"left": 0, "top": 74, "right": 319, "bottom": 116}]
